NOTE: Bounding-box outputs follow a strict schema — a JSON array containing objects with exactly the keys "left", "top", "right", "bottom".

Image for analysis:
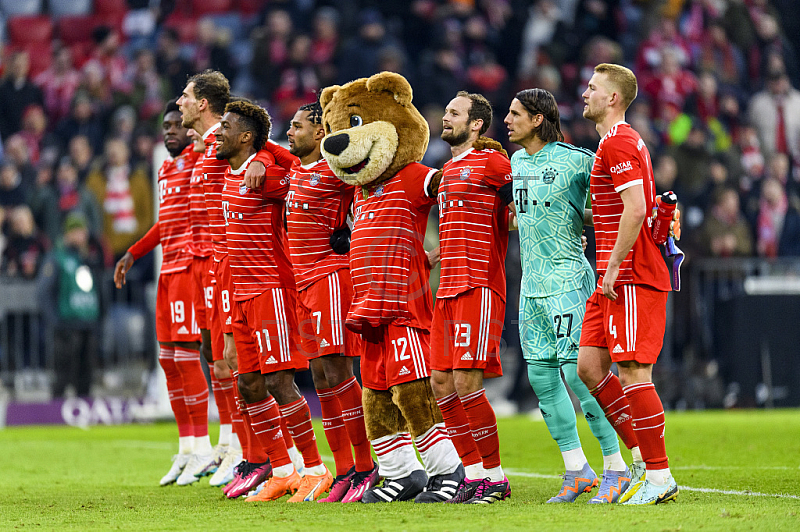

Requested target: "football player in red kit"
[
  {"left": 114, "top": 99, "right": 210, "bottom": 486},
  {"left": 216, "top": 99, "right": 333, "bottom": 503},
  {"left": 246, "top": 102, "right": 378, "bottom": 502}
]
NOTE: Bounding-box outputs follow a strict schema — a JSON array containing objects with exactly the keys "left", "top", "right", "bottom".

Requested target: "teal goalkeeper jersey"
[{"left": 512, "top": 142, "right": 595, "bottom": 298}]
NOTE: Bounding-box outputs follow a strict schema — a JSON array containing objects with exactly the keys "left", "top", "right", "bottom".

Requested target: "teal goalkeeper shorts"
[{"left": 519, "top": 279, "right": 594, "bottom": 363}]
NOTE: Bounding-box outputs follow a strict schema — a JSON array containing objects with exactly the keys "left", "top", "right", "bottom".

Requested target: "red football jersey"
[
  {"left": 590, "top": 122, "right": 671, "bottom": 291},
  {"left": 223, "top": 151, "right": 295, "bottom": 301},
  {"left": 348, "top": 163, "right": 438, "bottom": 332},
  {"left": 156, "top": 144, "right": 199, "bottom": 274},
  {"left": 286, "top": 158, "right": 354, "bottom": 290},
  {"left": 188, "top": 150, "right": 212, "bottom": 257},
  {"left": 202, "top": 123, "right": 230, "bottom": 262},
  {"left": 436, "top": 148, "right": 512, "bottom": 300}
]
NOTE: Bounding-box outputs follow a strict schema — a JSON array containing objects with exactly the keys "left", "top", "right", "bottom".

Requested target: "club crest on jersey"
[
  {"left": 460, "top": 167, "right": 472, "bottom": 180},
  {"left": 176, "top": 158, "right": 185, "bottom": 171},
  {"left": 239, "top": 184, "right": 248, "bottom": 195},
  {"left": 309, "top": 173, "right": 321, "bottom": 186},
  {"left": 543, "top": 167, "right": 558, "bottom": 184},
  {"left": 374, "top": 184, "right": 385, "bottom": 197}
]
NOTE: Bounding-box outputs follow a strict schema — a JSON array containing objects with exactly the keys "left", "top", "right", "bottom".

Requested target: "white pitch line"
[{"left": 504, "top": 469, "right": 800, "bottom": 500}]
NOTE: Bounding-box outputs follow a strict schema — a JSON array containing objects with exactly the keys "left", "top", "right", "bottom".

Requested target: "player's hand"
[
  {"left": 426, "top": 246, "right": 441, "bottom": 269},
  {"left": 242, "top": 160, "right": 266, "bottom": 189},
  {"left": 508, "top": 211, "right": 518, "bottom": 230},
  {"left": 114, "top": 252, "right": 134, "bottom": 289},
  {"left": 581, "top": 230, "right": 588, "bottom": 252},
  {"left": 602, "top": 263, "right": 619, "bottom": 301},
  {"left": 652, "top": 196, "right": 682, "bottom": 241}
]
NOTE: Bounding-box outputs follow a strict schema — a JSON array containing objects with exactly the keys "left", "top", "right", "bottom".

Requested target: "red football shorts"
[
  {"left": 431, "top": 287, "right": 504, "bottom": 378},
  {"left": 580, "top": 285, "right": 668, "bottom": 364},
  {"left": 296, "top": 270, "right": 361, "bottom": 360},
  {"left": 156, "top": 268, "right": 201, "bottom": 343},
  {"left": 211, "top": 256, "right": 233, "bottom": 335},
  {"left": 232, "top": 287, "right": 309, "bottom": 375},
  {"left": 360, "top": 325, "right": 430, "bottom": 391},
  {"left": 192, "top": 255, "right": 214, "bottom": 331}
]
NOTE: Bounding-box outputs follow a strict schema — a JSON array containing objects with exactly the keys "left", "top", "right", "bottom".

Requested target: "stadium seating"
[
  {"left": 0, "top": 0, "right": 42, "bottom": 16},
  {"left": 7, "top": 15, "right": 52, "bottom": 45},
  {"left": 57, "top": 15, "right": 98, "bottom": 45},
  {"left": 94, "top": 0, "right": 127, "bottom": 17},
  {"left": 49, "top": 0, "right": 92, "bottom": 18},
  {"left": 190, "top": 0, "right": 233, "bottom": 16}
]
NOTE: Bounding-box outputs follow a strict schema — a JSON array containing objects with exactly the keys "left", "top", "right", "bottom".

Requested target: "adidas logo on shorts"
[
  {"left": 320, "top": 338, "right": 330, "bottom": 348},
  {"left": 461, "top": 352, "right": 474, "bottom": 361},
  {"left": 399, "top": 366, "right": 411, "bottom": 376},
  {"left": 612, "top": 344, "right": 624, "bottom": 354},
  {"left": 265, "top": 356, "right": 278, "bottom": 364},
  {"left": 177, "top": 326, "right": 189, "bottom": 335},
  {"left": 226, "top": 316, "right": 232, "bottom": 325}
]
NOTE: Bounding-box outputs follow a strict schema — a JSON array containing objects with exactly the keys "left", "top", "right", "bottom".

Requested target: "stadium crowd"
[{"left": 1, "top": 0, "right": 800, "bottom": 281}]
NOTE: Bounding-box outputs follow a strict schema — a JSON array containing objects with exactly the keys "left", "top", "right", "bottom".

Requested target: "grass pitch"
[{"left": 2, "top": 410, "right": 799, "bottom": 531}]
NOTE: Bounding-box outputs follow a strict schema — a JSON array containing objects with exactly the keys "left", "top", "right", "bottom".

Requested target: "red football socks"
[
  {"left": 158, "top": 346, "right": 192, "bottom": 437},
  {"left": 589, "top": 372, "right": 639, "bottom": 450},
  {"left": 331, "top": 377, "right": 373, "bottom": 472},
  {"left": 317, "top": 386, "right": 355, "bottom": 475},
  {"left": 211, "top": 374, "right": 233, "bottom": 426},
  {"left": 437, "top": 392, "right": 481, "bottom": 468},
  {"left": 247, "top": 396, "right": 291, "bottom": 468},
  {"left": 624, "top": 382, "right": 669, "bottom": 470},
  {"left": 280, "top": 397, "right": 323, "bottom": 468},
  {"left": 460, "top": 388, "right": 501, "bottom": 469},
  {"left": 173, "top": 347, "right": 209, "bottom": 438}
]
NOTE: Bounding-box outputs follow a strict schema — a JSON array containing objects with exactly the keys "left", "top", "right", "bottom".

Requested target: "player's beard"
[
  {"left": 441, "top": 127, "right": 470, "bottom": 146},
  {"left": 289, "top": 138, "right": 314, "bottom": 159},
  {"left": 582, "top": 103, "right": 605, "bottom": 124}
]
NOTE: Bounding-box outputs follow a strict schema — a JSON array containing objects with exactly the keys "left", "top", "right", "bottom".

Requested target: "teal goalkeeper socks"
[
  {"left": 561, "top": 361, "right": 621, "bottom": 457},
  {"left": 526, "top": 360, "right": 581, "bottom": 452}
]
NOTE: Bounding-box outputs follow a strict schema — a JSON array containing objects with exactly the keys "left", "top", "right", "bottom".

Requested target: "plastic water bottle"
[{"left": 652, "top": 191, "right": 677, "bottom": 245}]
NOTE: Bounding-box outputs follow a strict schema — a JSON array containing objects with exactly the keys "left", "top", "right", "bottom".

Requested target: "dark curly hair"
[
  {"left": 224, "top": 100, "right": 272, "bottom": 151},
  {"left": 298, "top": 101, "right": 323, "bottom": 125}
]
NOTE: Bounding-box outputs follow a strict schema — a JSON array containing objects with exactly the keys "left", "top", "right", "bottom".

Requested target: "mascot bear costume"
[{"left": 320, "top": 72, "right": 463, "bottom": 502}]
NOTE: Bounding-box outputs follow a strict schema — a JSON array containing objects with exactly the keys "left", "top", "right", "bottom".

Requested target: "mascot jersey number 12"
[{"left": 320, "top": 72, "right": 462, "bottom": 501}]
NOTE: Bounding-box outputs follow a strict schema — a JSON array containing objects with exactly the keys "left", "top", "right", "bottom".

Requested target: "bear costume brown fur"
[{"left": 320, "top": 72, "right": 461, "bottom": 500}]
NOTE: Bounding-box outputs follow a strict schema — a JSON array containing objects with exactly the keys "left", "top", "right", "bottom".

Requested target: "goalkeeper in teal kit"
[{"left": 504, "top": 88, "right": 635, "bottom": 503}]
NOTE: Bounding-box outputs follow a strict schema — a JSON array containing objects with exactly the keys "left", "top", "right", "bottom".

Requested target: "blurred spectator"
[
  {"left": 749, "top": 13, "right": 799, "bottom": 87},
  {"left": 517, "top": 0, "right": 562, "bottom": 79},
  {"left": 0, "top": 51, "right": 44, "bottom": 139},
  {"left": 0, "top": 162, "right": 28, "bottom": 208},
  {"left": 84, "top": 26, "right": 130, "bottom": 95},
  {"left": 1, "top": 205, "right": 48, "bottom": 278},
  {"left": 34, "top": 47, "right": 81, "bottom": 126},
  {"left": 696, "top": 187, "right": 753, "bottom": 257},
  {"left": 417, "top": 44, "right": 464, "bottom": 108},
  {"left": 691, "top": 19, "right": 745, "bottom": 88},
  {"left": 68, "top": 135, "right": 97, "bottom": 184},
  {"left": 754, "top": 176, "right": 800, "bottom": 257},
  {"left": 635, "top": 17, "right": 692, "bottom": 76},
  {"left": 3, "top": 135, "right": 37, "bottom": 186},
  {"left": 272, "top": 35, "right": 320, "bottom": 126},
  {"left": 110, "top": 106, "right": 137, "bottom": 144},
  {"left": 310, "top": 7, "right": 340, "bottom": 87},
  {"left": 55, "top": 158, "right": 102, "bottom": 237},
  {"left": 250, "top": 9, "right": 293, "bottom": 100},
  {"left": 420, "top": 104, "right": 450, "bottom": 169},
  {"left": 38, "top": 212, "right": 101, "bottom": 398},
  {"left": 338, "top": 8, "right": 403, "bottom": 83},
  {"left": 747, "top": 67, "right": 800, "bottom": 164},
  {"left": 55, "top": 92, "right": 105, "bottom": 155},
  {"left": 193, "top": 19, "right": 235, "bottom": 82},
  {"left": 27, "top": 164, "right": 59, "bottom": 243},
  {"left": 130, "top": 126, "right": 156, "bottom": 179},
  {"left": 671, "top": 120, "right": 713, "bottom": 207},
  {"left": 643, "top": 46, "right": 698, "bottom": 118},
  {"left": 18, "top": 105, "right": 49, "bottom": 165},
  {"left": 125, "top": 49, "right": 169, "bottom": 121},
  {"left": 155, "top": 28, "right": 194, "bottom": 98},
  {"left": 85, "top": 138, "right": 153, "bottom": 258}
]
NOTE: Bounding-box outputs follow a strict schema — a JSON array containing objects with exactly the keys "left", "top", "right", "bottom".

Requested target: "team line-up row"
[{"left": 114, "top": 64, "right": 679, "bottom": 506}]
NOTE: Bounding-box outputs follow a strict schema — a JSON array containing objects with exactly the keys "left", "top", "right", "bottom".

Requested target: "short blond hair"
[{"left": 594, "top": 63, "right": 638, "bottom": 110}]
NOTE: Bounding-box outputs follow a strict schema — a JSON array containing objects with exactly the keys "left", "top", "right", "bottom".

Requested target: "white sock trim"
[{"left": 562, "top": 447, "right": 588, "bottom": 471}]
